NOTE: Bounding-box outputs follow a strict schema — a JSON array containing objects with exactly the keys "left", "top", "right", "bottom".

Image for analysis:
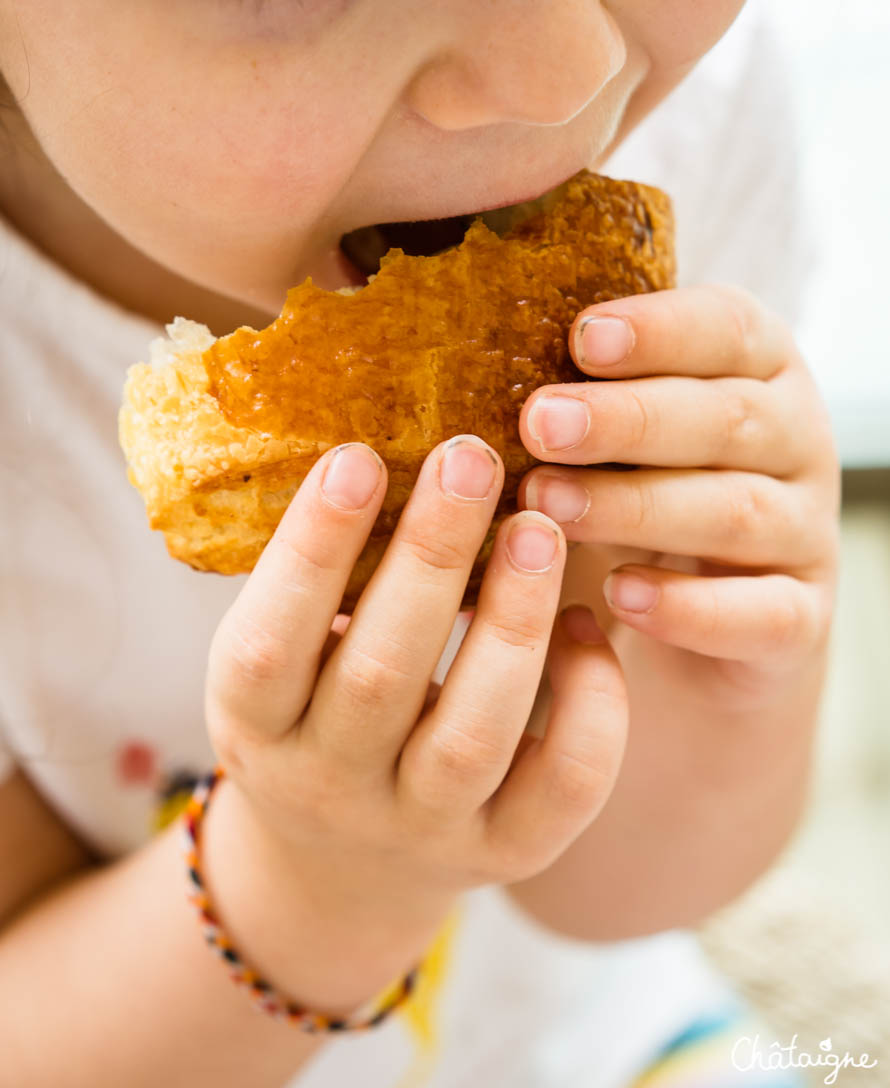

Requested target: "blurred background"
[
  {"left": 692, "top": 2, "right": 890, "bottom": 1084},
  {"left": 771, "top": 0, "right": 890, "bottom": 467}
]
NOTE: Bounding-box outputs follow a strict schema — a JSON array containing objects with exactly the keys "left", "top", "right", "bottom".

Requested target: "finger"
[
  {"left": 206, "top": 443, "right": 385, "bottom": 739},
  {"left": 396, "top": 510, "right": 566, "bottom": 819},
  {"left": 522, "top": 466, "right": 831, "bottom": 572},
  {"left": 319, "top": 614, "right": 352, "bottom": 669},
  {"left": 484, "top": 605, "right": 627, "bottom": 875},
  {"left": 304, "top": 435, "right": 504, "bottom": 770},
  {"left": 322, "top": 616, "right": 444, "bottom": 710},
  {"left": 567, "top": 283, "right": 795, "bottom": 381},
  {"left": 602, "top": 564, "right": 832, "bottom": 671},
  {"left": 521, "top": 370, "right": 812, "bottom": 477}
]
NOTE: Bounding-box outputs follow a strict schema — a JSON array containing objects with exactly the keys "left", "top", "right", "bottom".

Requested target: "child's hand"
[
  {"left": 519, "top": 284, "right": 840, "bottom": 704},
  {"left": 499, "top": 285, "right": 841, "bottom": 936},
  {"left": 202, "top": 436, "right": 627, "bottom": 1002}
]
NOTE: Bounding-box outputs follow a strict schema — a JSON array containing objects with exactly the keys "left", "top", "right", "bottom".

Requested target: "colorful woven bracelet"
[{"left": 182, "top": 765, "right": 421, "bottom": 1032}]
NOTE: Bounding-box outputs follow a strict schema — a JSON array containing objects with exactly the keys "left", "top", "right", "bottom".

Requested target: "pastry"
[{"left": 119, "top": 169, "right": 675, "bottom": 610}]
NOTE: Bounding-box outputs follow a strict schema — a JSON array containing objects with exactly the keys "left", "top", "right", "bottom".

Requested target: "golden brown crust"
[{"left": 119, "top": 170, "right": 675, "bottom": 611}]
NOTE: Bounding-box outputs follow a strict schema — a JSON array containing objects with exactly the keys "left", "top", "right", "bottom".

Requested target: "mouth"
[
  {"left": 339, "top": 214, "right": 478, "bottom": 282},
  {"left": 337, "top": 175, "right": 578, "bottom": 286}
]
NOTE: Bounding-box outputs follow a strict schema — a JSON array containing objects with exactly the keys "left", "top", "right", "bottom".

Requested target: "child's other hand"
[
  {"left": 499, "top": 285, "right": 840, "bottom": 936},
  {"left": 203, "top": 436, "right": 627, "bottom": 972},
  {"left": 519, "top": 283, "right": 840, "bottom": 704}
]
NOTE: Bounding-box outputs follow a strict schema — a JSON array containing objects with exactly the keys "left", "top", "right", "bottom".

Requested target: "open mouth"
[
  {"left": 339, "top": 214, "right": 478, "bottom": 281},
  {"left": 337, "top": 183, "right": 571, "bottom": 285}
]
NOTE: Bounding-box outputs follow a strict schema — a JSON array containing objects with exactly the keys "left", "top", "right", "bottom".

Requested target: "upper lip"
[
  {"left": 343, "top": 164, "right": 584, "bottom": 233},
  {"left": 461, "top": 169, "right": 580, "bottom": 216}
]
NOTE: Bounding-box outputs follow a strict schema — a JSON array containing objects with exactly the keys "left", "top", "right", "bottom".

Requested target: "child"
[{"left": 0, "top": 1, "right": 838, "bottom": 1085}]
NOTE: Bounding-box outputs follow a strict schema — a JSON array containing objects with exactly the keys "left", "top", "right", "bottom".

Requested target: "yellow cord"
[
  {"left": 152, "top": 786, "right": 193, "bottom": 833},
  {"left": 393, "top": 901, "right": 463, "bottom": 1088}
]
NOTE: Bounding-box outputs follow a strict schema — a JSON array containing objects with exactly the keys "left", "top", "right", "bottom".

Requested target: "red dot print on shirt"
[{"left": 115, "top": 740, "right": 159, "bottom": 788}]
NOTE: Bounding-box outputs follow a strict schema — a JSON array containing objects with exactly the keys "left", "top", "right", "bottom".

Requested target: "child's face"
[{"left": 0, "top": 1, "right": 742, "bottom": 316}]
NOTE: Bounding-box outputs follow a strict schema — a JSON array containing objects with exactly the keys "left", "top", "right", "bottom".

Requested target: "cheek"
[
  {"left": 621, "top": 0, "right": 746, "bottom": 69},
  {"left": 12, "top": 4, "right": 380, "bottom": 293},
  {"left": 85, "top": 86, "right": 339, "bottom": 229},
  {"left": 52, "top": 65, "right": 351, "bottom": 240},
  {"left": 49, "top": 92, "right": 335, "bottom": 296}
]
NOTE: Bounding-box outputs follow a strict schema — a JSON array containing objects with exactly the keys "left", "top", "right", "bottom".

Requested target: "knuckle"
[
  {"left": 338, "top": 643, "right": 412, "bottom": 707},
  {"left": 765, "top": 583, "right": 833, "bottom": 657},
  {"left": 763, "top": 593, "right": 810, "bottom": 654},
  {"left": 720, "top": 384, "right": 762, "bottom": 459},
  {"left": 722, "top": 480, "right": 768, "bottom": 541},
  {"left": 270, "top": 524, "right": 339, "bottom": 587},
  {"left": 427, "top": 721, "right": 505, "bottom": 782},
  {"left": 400, "top": 525, "right": 469, "bottom": 574},
  {"left": 226, "top": 615, "right": 291, "bottom": 685},
  {"left": 273, "top": 531, "right": 339, "bottom": 581},
  {"left": 548, "top": 748, "right": 613, "bottom": 815},
  {"left": 481, "top": 610, "right": 546, "bottom": 651}
]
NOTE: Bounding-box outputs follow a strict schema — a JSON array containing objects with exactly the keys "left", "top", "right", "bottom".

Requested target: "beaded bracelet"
[{"left": 182, "top": 765, "right": 421, "bottom": 1032}]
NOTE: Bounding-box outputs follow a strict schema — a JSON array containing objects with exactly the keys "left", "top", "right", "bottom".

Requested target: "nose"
[{"left": 402, "top": 1, "right": 626, "bottom": 130}]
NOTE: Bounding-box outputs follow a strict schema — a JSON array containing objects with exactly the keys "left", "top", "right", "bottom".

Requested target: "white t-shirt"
[{"left": 0, "top": 3, "right": 806, "bottom": 1085}]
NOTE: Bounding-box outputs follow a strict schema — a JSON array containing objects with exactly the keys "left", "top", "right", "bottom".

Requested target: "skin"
[{"left": 0, "top": 0, "right": 841, "bottom": 1081}]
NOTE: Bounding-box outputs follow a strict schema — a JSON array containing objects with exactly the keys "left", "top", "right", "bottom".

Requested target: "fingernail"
[
  {"left": 321, "top": 443, "right": 383, "bottom": 510},
  {"left": 525, "top": 474, "right": 590, "bottom": 524},
  {"left": 574, "top": 316, "right": 634, "bottom": 368},
  {"left": 560, "top": 604, "right": 606, "bottom": 645},
  {"left": 527, "top": 396, "right": 590, "bottom": 452},
  {"left": 506, "top": 513, "right": 560, "bottom": 573},
  {"left": 604, "top": 571, "right": 659, "bottom": 614},
  {"left": 440, "top": 435, "right": 498, "bottom": 499}
]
